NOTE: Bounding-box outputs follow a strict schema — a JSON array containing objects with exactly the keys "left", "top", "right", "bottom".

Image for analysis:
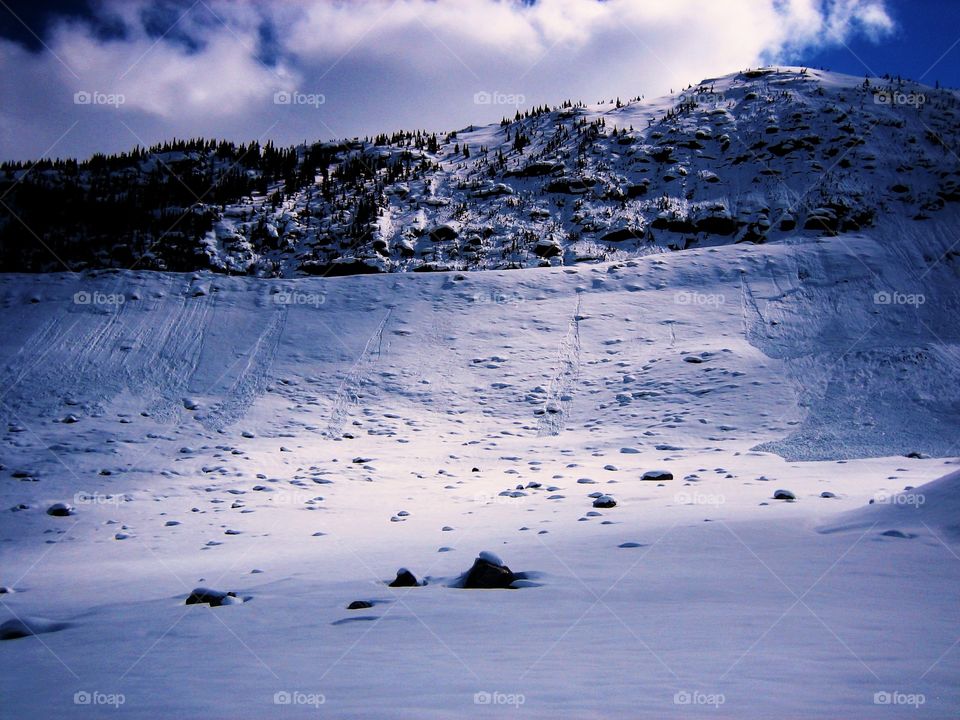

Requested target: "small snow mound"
[
  {"left": 478, "top": 550, "right": 503, "bottom": 566},
  {"left": 0, "top": 616, "right": 69, "bottom": 640}
]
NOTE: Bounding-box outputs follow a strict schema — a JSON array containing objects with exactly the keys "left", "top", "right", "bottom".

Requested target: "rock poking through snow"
[
  {"left": 460, "top": 553, "right": 517, "bottom": 589},
  {"left": 388, "top": 568, "right": 420, "bottom": 587},
  {"left": 185, "top": 587, "right": 242, "bottom": 607},
  {"left": 593, "top": 495, "right": 617, "bottom": 508}
]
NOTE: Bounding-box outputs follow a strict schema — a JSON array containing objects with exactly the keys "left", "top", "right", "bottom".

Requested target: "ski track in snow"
[
  {"left": 201, "top": 307, "right": 287, "bottom": 432},
  {"left": 537, "top": 295, "right": 582, "bottom": 436},
  {"left": 325, "top": 308, "right": 392, "bottom": 438},
  {"left": 137, "top": 293, "right": 214, "bottom": 423}
]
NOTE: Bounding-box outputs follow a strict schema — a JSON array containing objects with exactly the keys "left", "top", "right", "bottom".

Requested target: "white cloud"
[{"left": 0, "top": 0, "right": 893, "bottom": 161}]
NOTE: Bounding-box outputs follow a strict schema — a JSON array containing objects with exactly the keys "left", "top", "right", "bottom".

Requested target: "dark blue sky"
[{"left": 795, "top": 0, "right": 960, "bottom": 87}]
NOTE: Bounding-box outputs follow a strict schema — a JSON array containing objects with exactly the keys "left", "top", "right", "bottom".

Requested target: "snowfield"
[{"left": 1, "top": 68, "right": 960, "bottom": 719}]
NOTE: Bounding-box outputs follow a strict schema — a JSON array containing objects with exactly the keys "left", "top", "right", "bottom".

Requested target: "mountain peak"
[{"left": 1, "top": 66, "right": 957, "bottom": 276}]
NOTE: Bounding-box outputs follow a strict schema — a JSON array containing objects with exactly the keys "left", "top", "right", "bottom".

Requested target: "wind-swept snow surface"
[{"left": 1, "top": 218, "right": 959, "bottom": 717}]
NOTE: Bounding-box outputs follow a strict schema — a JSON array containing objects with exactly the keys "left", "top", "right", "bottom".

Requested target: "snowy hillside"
[
  {"left": 2, "top": 67, "right": 959, "bottom": 276},
  {"left": 0, "top": 65, "right": 959, "bottom": 719}
]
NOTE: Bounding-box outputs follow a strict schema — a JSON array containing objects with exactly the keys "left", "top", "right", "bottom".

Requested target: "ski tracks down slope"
[
  {"left": 537, "top": 294, "right": 583, "bottom": 436},
  {"left": 325, "top": 309, "right": 392, "bottom": 438},
  {"left": 200, "top": 307, "right": 287, "bottom": 432}
]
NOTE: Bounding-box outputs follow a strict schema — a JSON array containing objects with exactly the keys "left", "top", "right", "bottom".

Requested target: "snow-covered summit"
[{"left": 2, "top": 67, "right": 957, "bottom": 276}]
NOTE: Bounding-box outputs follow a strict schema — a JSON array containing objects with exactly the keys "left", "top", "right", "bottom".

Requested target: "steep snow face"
[
  {"left": 1, "top": 205, "right": 958, "bottom": 470},
  {"left": 2, "top": 67, "right": 958, "bottom": 275}
]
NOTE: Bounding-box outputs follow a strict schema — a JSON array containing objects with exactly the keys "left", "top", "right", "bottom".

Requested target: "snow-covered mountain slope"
[
  {"left": 819, "top": 468, "right": 960, "bottom": 538},
  {"left": 2, "top": 67, "right": 959, "bottom": 276},
  {"left": 1, "top": 202, "right": 959, "bottom": 716}
]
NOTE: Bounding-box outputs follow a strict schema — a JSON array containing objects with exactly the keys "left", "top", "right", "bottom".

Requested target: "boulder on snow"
[
  {"left": 773, "top": 489, "right": 797, "bottom": 500},
  {"left": 46, "top": 502, "right": 74, "bottom": 517},
  {"left": 642, "top": 470, "right": 673, "bottom": 481},
  {"left": 461, "top": 552, "right": 517, "bottom": 589},
  {"left": 347, "top": 600, "right": 373, "bottom": 610},
  {"left": 534, "top": 239, "right": 562, "bottom": 258},
  {"left": 185, "top": 587, "right": 241, "bottom": 607},
  {"left": 388, "top": 568, "right": 420, "bottom": 587},
  {"left": 592, "top": 495, "right": 617, "bottom": 509}
]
